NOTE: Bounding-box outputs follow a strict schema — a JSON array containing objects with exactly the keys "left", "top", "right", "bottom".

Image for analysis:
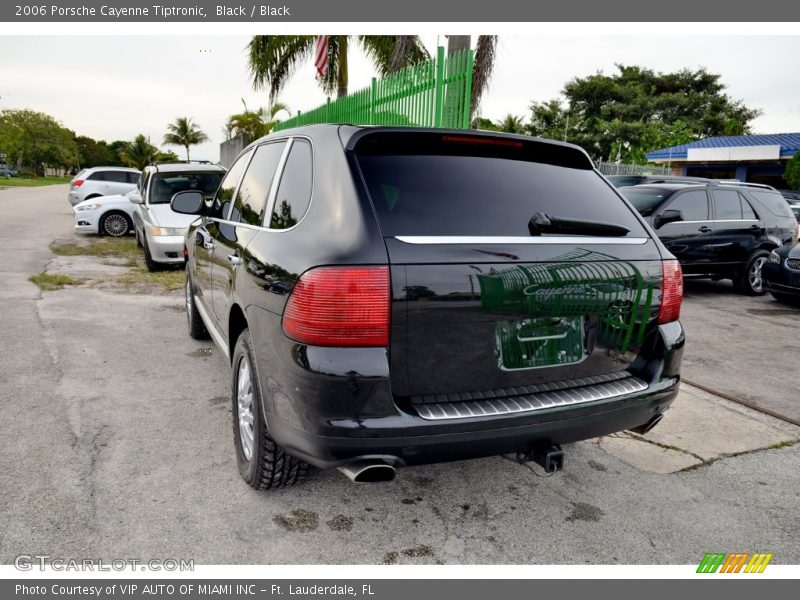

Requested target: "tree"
[
  {"left": 120, "top": 135, "right": 160, "bottom": 170},
  {"left": 525, "top": 65, "right": 760, "bottom": 163},
  {"left": 496, "top": 114, "right": 526, "bottom": 134},
  {"left": 247, "top": 36, "right": 429, "bottom": 101},
  {"left": 75, "top": 135, "right": 111, "bottom": 168},
  {"left": 0, "top": 109, "right": 78, "bottom": 175},
  {"left": 163, "top": 117, "right": 209, "bottom": 162},
  {"left": 226, "top": 101, "right": 290, "bottom": 142},
  {"left": 107, "top": 140, "right": 128, "bottom": 166},
  {"left": 785, "top": 153, "right": 800, "bottom": 190}
]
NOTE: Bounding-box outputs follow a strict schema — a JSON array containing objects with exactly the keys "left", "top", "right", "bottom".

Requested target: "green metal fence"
[{"left": 273, "top": 47, "right": 474, "bottom": 132}]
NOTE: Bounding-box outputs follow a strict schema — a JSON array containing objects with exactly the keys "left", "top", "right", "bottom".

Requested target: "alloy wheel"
[
  {"left": 749, "top": 256, "right": 767, "bottom": 293},
  {"left": 103, "top": 214, "right": 128, "bottom": 236},
  {"left": 237, "top": 357, "right": 255, "bottom": 461}
]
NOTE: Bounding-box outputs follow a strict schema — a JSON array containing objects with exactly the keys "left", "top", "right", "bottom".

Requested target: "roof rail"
[{"left": 708, "top": 180, "right": 776, "bottom": 191}]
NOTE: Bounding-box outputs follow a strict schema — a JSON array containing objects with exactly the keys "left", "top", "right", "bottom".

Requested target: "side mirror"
[
  {"left": 171, "top": 190, "right": 205, "bottom": 215},
  {"left": 655, "top": 209, "right": 683, "bottom": 229},
  {"left": 128, "top": 192, "right": 143, "bottom": 205}
]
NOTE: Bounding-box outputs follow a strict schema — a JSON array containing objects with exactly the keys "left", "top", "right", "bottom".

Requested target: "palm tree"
[
  {"left": 247, "top": 36, "right": 429, "bottom": 101},
  {"left": 120, "top": 135, "right": 159, "bottom": 170},
  {"left": 163, "top": 117, "right": 209, "bottom": 162},
  {"left": 497, "top": 114, "right": 526, "bottom": 134},
  {"left": 227, "top": 101, "right": 291, "bottom": 142}
]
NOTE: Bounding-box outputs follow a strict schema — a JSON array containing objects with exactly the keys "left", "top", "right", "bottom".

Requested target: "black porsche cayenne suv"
[{"left": 171, "top": 126, "right": 685, "bottom": 489}]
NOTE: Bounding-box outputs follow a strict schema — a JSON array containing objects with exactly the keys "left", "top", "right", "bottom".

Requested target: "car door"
[
  {"left": 104, "top": 170, "right": 130, "bottom": 195},
  {"left": 193, "top": 151, "right": 253, "bottom": 317},
  {"left": 710, "top": 188, "right": 763, "bottom": 266},
  {"left": 130, "top": 171, "right": 149, "bottom": 238},
  {"left": 652, "top": 189, "right": 715, "bottom": 273},
  {"left": 209, "top": 140, "right": 288, "bottom": 330}
]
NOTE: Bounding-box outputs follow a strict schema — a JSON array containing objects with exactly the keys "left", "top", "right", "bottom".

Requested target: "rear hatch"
[{"left": 352, "top": 131, "right": 667, "bottom": 403}]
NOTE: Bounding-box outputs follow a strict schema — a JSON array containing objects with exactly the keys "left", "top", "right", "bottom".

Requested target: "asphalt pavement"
[{"left": 0, "top": 185, "right": 798, "bottom": 565}]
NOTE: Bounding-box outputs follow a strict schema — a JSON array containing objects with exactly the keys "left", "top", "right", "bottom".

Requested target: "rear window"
[
  {"left": 355, "top": 134, "right": 647, "bottom": 237},
  {"left": 621, "top": 188, "right": 673, "bottom": 217},
  {"left": 749, "top": 190, "right": 795, "bottom": 219}
]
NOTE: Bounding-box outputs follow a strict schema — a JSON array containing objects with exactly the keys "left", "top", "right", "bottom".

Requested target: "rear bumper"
[
  {"left": 266, "top": 378, "right": 679, "bottom": 469},
  {"left": 247, "top": 296, "right": 685, "bottom": 470}
]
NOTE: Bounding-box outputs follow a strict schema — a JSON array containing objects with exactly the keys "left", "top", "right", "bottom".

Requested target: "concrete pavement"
[{"left": 1, "top": 185, "right": 798, "bottom": 565}]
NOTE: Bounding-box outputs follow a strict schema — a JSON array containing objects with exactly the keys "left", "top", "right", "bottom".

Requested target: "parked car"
[
  {"left": 762, "top": 243, "right": 800, "bottom": 306},
  {"left": 129, "top": 163, "right": 225, "bottom": 271},
  {"left": 621, "top": 182, "right": 798, "bottom": 295},
  {"left": 607, "top": 174, "right": 712, "bottom": 188},
  {"left": 68, "top": 166, "right": 140, "bottom": 206},
  {"left": 171, "top": 125, "right": 685, "bottom": 490},
  {"left": 0, "top": 165, "right": 19, "bottom": 178},
  {"left": 73, "top": 189, "right": 138, "bottom": 237}
]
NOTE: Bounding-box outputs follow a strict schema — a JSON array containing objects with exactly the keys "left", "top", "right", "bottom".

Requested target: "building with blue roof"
[{"left": 646, "top": 133, "right": 800, "bottom": 189}]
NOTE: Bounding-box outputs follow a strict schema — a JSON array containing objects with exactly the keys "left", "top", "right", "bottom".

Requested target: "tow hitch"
[{"left": 516, "top": 444, "right": 565, "bottom": 474}]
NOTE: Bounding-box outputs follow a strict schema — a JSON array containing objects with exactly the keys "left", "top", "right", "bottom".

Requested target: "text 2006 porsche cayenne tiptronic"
[{"left": 170, "top": 126, "right": 684, "bottom": 489}]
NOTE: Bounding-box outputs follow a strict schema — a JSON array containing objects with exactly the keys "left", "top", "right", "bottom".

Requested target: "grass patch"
[
  {"left": 51, "top": 237, "right": 140, "bottom": 261},
  {"left": 1, "top": 176, "right": 72, "bottom": 187},
  {"left": 116, "top": 267, "right": 184, "bottom": 292},
  {"left": 29, "top": 272, "right": 84, "bottom": 291},
  {"left": 770, "top": 440, "right": 798, "bottom": 450}
]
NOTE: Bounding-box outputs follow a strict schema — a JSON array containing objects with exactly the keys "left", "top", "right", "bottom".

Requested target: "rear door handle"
[
  {"left": 227, "top": 254, "right": 242, "bottom": 266},
  {"left": 698, "top": 226, "right": 711, "bottom": 233}
]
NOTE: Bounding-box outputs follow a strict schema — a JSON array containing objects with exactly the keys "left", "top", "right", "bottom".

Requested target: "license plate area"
[{"left": 496, "top": 316, "right": 587, "bottom": 371}]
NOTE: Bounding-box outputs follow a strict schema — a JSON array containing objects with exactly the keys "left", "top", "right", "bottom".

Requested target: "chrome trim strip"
[
  {"left": 414, "top": 376, "right": 648, "bottom": 421},
  {"left": 194, "top": 295, "right": 229, "bottom": 359},
  {"left": 395, "top": 236, "right": 649, "bottom": 246}
]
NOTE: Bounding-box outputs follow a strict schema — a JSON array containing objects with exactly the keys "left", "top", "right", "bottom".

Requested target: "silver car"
[
  {"left": 129, "top": 163, "right": 225, "bottom": 271},
  {"left": 68, "top": 166, "right": 140, "bottom": 206}
]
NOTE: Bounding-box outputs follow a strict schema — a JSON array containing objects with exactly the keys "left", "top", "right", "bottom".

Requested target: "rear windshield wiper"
[{"left": 528, "top": 212, "right": 630, "bottom": 237}]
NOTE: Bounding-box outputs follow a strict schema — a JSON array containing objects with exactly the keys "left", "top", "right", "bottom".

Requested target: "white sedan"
[{"left": 73, "top": 190, "right": 137, "bottom": 237}]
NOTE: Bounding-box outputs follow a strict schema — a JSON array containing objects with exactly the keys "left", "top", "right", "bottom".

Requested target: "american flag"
[{"left": 314, "top": 35, "right": 329, "bottom": 79}]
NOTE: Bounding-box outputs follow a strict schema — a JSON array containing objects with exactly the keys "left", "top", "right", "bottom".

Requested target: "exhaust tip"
[{"left": 338, "top": 460, "right": 397, "bottom": 483}]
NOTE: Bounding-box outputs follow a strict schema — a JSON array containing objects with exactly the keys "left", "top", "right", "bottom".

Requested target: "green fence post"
[
  {"left": 434, "top": 46, "right": 445, "bottom": 128},
  {"left": 370, "top": 77, "right": 377, "bottom": 125},
  {"left": 462, "top": 50, "right": 475, "bottom": 129},
  {"left": 325, "top": 97, "right": 331, "bottom": 123}
]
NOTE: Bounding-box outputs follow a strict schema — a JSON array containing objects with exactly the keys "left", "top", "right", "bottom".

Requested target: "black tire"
[
  {"left": 232, "top": 329, "right": 310, "bottom": 490},
  {"left": 142, "top": 235, "right": 161, "bottom": 272},
  {"left": 771, "top": 292, "right": 800, "bottom": 307},
  {"left": 185, "top": 268, "right": 209, "bottom": 340},
  {"left": 733, "top": 250, "right": 770, "bottom": 296},
  {"left": 99, "top": 211, "right": 131, "bottom": 237}
]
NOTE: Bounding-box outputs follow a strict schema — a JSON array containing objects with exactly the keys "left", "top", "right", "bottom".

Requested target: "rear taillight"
[
  {"left": 72, "top": 179, "right": 84, "bottom": 188},
  {"left": 658, "top": 260, "right": 683, "bottom": 324},
  {"left": 282, "top": 266, "right": 390, "bottom": 347}
]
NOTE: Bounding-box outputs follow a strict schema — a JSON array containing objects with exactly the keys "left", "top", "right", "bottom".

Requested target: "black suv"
[
  {"left": 621, "top": 183, "right": 798, "bottom": 295},
  {"left": 171, "top": 126, "right": 684, "bottom": 489}
]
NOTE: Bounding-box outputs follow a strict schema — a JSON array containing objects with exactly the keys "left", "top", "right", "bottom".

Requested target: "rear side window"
[
  {"left": 714, "top": 189, "right": 747, "bottom": 220},
  {"left": 104, "top": 170, "right": 130, "bottom": 183},
  {"left": 269, "top": 139, "right": 312, "bottom": 230},
  {"left": 355, "top": 135, "right": 646, "bottom": 237},
  {"left": 87, "top": 171, "right": 105, "bottom": 181},
  {"left": 214, "top": 150, "right": 252, "bottom": 215},
  {"left": 126, "top": 172, "right": 139, "bottom": 184},
  {"left": 749, "top": 190, "right": 795, "bottom": 219},
  {"left": 234, "top": 141, "right": 285, "bottom": 226},
  {"left": 666, "top": 191, "right": 709, "bottom": 221}
]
